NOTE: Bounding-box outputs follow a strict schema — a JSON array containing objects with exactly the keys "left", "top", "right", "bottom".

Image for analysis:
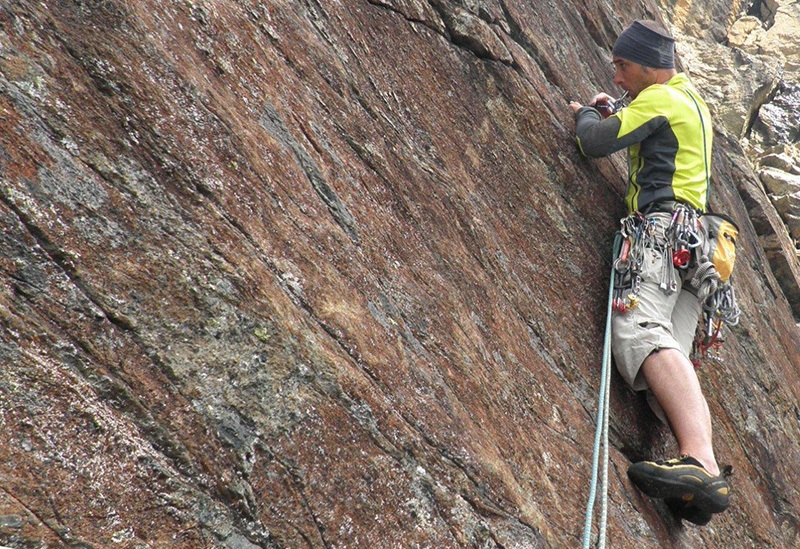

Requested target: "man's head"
[
  {"left": 611, "top": 20, "right": 677, "bottom": 98},
  {"left": 613, "top": 20, "right": 675, "bottom": 69}
]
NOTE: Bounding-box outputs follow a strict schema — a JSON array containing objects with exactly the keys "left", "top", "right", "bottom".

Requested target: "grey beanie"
[{"left": 612, "top": 20, "right": 675, "bottom": 68}]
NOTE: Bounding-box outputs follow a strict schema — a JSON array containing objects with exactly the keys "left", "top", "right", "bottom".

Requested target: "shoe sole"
[
  {"left": 666, "top": 498, "right": 713, "bottom": 526},
  {"left": 628, "top": 463, "right": 729, "bottom": 514}
]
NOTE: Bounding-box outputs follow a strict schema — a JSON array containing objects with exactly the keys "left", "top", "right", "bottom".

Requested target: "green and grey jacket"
[{"left": 575, "top": 73, "right": 712, "bottom": 214}]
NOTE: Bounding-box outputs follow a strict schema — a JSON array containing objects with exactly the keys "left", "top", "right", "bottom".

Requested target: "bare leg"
[{"left": 641, "top": 348, "right": 720, "bottom": 476}]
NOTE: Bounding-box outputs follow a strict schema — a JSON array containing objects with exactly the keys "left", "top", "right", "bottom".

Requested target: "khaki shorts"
[{"left": 611, "top": 213, "right": 702, "bottom": 391}]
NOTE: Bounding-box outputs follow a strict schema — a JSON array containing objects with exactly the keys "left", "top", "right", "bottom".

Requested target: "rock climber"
[{"left": 569, "top": 20, "right": 730, "bottom": 525}]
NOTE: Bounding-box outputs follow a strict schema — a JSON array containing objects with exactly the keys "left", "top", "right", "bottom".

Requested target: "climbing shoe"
[
  {"left": 667, "top": 464, "right": 733, "bottom": 525},
  {"left": 665, "top": 498, "right": 713, "bottom": 526},
  {"left": 627, "top": 456, "right": 730, "bottom": 514}
]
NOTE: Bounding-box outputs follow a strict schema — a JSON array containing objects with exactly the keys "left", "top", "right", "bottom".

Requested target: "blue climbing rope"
[{"left": 581, "top": 232, "right": 621, "bottom": 549}]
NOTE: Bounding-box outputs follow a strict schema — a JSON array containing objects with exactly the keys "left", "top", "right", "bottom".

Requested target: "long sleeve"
[{"left": 574, "top": 107, "right": 626, "bottom": 158}]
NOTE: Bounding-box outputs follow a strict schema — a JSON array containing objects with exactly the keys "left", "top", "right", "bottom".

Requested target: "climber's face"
[{"left": 612, "top": 56, "right": 658, "bottom": 99}]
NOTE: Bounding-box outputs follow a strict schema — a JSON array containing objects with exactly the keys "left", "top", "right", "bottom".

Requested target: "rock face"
[
  {"left": 0, "top": 1, "right": 798, "bottom": 548},
  {"left": 726, "top": 0, "right": 800, "bottom": 252}
]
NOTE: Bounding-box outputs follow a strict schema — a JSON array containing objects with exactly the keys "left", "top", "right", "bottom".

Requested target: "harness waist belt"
[{"left": 642, "top": 200, "right": 695, "bottom": 215}]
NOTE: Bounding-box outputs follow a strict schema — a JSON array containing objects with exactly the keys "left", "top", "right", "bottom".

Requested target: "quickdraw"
[
  {"left": 692, "top": 319, "right": 723, "bottom": 367},
  {"left": 666, "top": 206, "right": 702, "bottom": 269},
  {"left": 691, "top": 281, "right": 739, "bottom": 366},
  {"left": 611, "top": 213, "right": 652, "bottom": 313}
]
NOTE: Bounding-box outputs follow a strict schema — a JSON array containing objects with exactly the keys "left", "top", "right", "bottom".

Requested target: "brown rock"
[{"left": 0, "top": 2, "right": 798, "bottom": 548}]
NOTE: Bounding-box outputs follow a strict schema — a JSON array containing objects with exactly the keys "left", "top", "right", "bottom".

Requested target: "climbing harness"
[
  {"left": 581, "top": 233, "right": 620, "bottom": 549},
  {"left": 610, "top": 202, "right": 740, "bottom": 366}
]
